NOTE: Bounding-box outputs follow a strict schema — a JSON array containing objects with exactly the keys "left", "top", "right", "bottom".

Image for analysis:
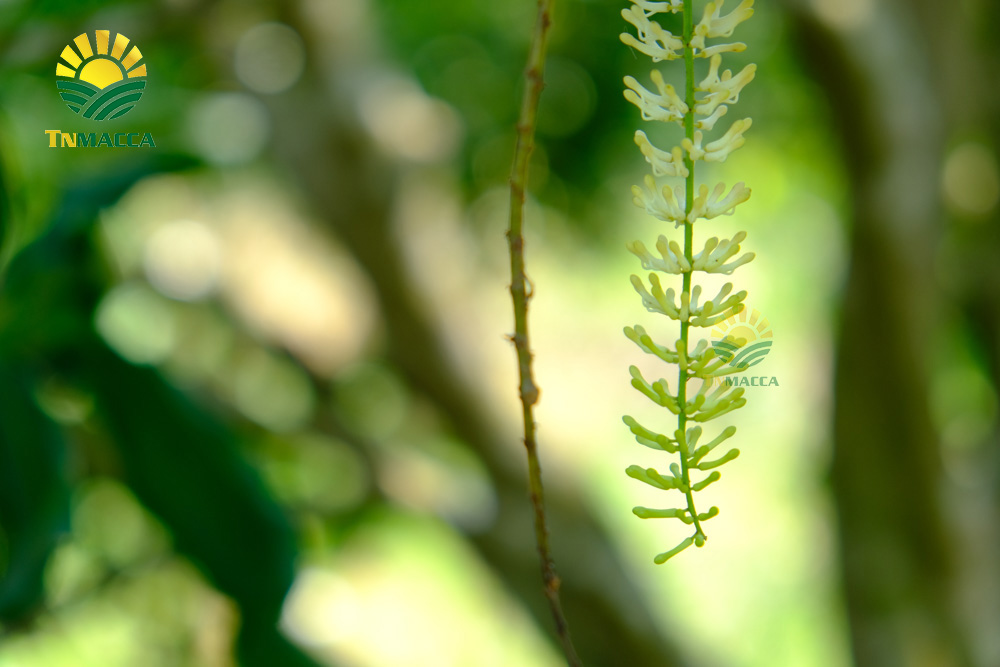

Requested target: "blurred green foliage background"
[{"left": 1, "top": 0, "right": 999, "bottom": 665}]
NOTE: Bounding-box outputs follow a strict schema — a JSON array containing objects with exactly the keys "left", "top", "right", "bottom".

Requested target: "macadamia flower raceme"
[{"left": 621, "top": 0, "right": 756, "bottom": 564}]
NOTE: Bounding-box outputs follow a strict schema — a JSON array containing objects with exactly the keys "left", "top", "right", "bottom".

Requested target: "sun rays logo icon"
[
  {"left": 56, "top": 31, "right": 147, "bottom": 121},
  {"left": 710, "top": 308, "right": 773, "bottom": 370}
]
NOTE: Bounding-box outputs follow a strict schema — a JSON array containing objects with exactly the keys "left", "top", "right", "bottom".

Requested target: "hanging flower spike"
[{"left": 621, "top": 0, "right": 756, "bottom": 564}]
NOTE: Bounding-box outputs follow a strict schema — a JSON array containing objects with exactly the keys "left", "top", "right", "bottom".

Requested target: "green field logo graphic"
[
  {"left": 56, "top": 31, "right": 147, "bottom": 121},
  {"left": 710, "top": 308, "right": 773, "bottom": 370}
]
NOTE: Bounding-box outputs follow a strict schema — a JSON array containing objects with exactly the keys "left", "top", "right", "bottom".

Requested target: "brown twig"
[{"left": 506, "top": 1, "right": 582, "bottom": 665}]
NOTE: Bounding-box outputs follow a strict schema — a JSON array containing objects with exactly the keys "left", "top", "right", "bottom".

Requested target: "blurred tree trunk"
[
  {"left": 933, "top": 0, "right": 1000, "bottom": 663},
  {"left": 245, "top": 3, "right": 691, "bottom": 665},
  {"left": 952, "top": 5, "right": 1000, "bottom": 385},
  {"left": 784, "top": 1, "right": 973, "bottom": 665}
]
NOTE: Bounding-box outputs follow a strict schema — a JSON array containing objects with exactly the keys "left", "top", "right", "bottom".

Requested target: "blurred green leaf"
[
  {"left": 0, "top": 361, "right": 70, "bottom": 621},
  {"left": 80, "top": 344, "right": 323, "bottom": 667}
]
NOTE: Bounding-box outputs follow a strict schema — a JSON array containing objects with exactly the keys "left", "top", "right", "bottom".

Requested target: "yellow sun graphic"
[
  {"left": 709, "top": 308, "right": 774, "bottom": 369},
  {"left": 56, "top": 31, "right": 147, "bottom": 120}
]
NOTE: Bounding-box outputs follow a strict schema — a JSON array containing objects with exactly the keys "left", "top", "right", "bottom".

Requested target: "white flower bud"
[
  {"left": 624, "top": 70, "right": 689, "bottom": 125},
  {"left": 696, "top": 41, "right": 747, "bottom": 58},
  {"left": 703, "top": 118, "right": 752, "bottom": 162},
  {"left": 697, "top": 0, "right": 754, "bottom": 39},
  {"left": 620, "top": 6, "right": 684, "bottom": 62},
  {"left": 625, "top": 325, "right": 680, "bottom": 364},
  {"left": 635, "top": 131, "right": 689, "bottom": 177},
  {"left": 704, "top": 181, "right": 751, "bottom": 218},
  {"left": 630, "top": 273, "right": 666, "bottom": 315},
  {"left": 630, "top": 0, "right": 683, "bottom": 15},
  {"left": 696, "top": 56, "right": 756, "bottom": 117},
  {"left": 691, "top": 231, "right": 755, "bottom": 274},
  {"left": 695, "top": 104, "right": 728, "bottom": 131},
  {"left": 631, "top": 174, "right": 686, "bottom": 224}
]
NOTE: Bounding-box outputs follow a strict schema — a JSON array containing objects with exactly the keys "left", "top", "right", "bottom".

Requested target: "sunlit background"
[{"left": 1, "top": 0, "right": 999, "bottom": 666}]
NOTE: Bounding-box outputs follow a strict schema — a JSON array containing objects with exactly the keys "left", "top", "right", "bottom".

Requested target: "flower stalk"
[
  {"left": 621, "top": 0, "right": 756, "bottom": 564},
  {"left": 507, "top": 0, "right": 582, "bottom": 663}
]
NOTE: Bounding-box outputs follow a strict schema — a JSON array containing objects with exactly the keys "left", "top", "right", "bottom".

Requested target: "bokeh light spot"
[
  {"left": 235, "top": 22, "right": 306, "bottom": 94},
  {"left": 96, "top": 283, "right": 177, "bottom": 365},
  {"left": 256, "top": 433, "right": 370, "bottom": 512},
  {"left": 72, "top": 479, "right": 169, "bottom": 570},
  {"left": 281, "top": 568, "right": 363, "bottom": 647},
  {"left": 332, "top": 362, "right": 410, "bottom": 440},
  {"left": 232, "top": 349, "right": 316, "bottom": 432},
  {"left": 143, "top": 219, "right": 223, "bottom": 301},
  {"left": 358, "top": 74, "right": 463, "bottom": 163},
  {"left": 810, "top": 0, "right": 873, "bottom": 30},
  {"left": 186, "top": 92, "right": 270, "bottom": 165},
  {"left": 942, "top": 142, "right": 1000, "bottom": 217}
]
